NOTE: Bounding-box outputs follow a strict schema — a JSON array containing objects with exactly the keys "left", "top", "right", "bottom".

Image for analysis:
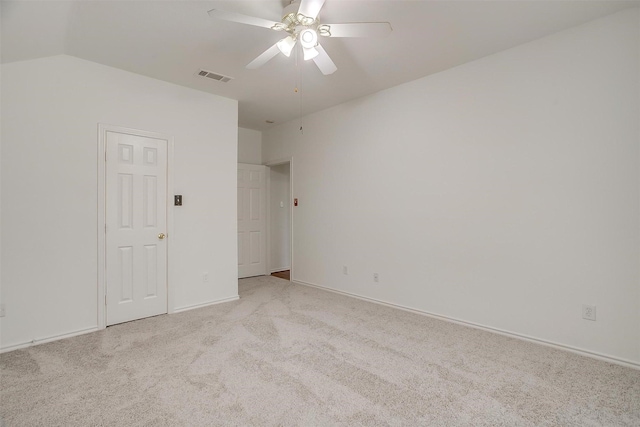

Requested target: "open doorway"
[{"left": 267, "top": 161, "right": 291, "bottom": 281}]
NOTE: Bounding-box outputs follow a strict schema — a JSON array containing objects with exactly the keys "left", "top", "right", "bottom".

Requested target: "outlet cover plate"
[{"left": 582, "top": 304, "right": 596, "bottom": 321}]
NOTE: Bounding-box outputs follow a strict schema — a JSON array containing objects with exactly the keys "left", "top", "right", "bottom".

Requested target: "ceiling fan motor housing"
[
  {"left": 276, "top": 0, "right": 319, "bottom": 37},
  {"left": 283, "top": 1, "right": 300, "bottom": 18}
]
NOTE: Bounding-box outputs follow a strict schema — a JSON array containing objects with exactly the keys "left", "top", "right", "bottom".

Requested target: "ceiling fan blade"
[
  {"left": 312, "top": 44, "right": 337, "bottom": 75},
  {"left": 297, "top": 0, "right": 325, "bottom": 21},
  {"left": 246, "top": 43, "right": 281, "bottom": 69},
  {"left": 303, "top": 46, "right": 319, "bottom": 61},
  {"left": 208, "top": 9, "right": 280, "bottom": 30},
  {"left": 322, "top": 22, "right": 392, "bottom": 38}
]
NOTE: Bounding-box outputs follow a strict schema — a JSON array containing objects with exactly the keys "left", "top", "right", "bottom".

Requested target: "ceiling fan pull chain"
[{"left": 298, "top": 46, "right": 304, "bottom": 134}]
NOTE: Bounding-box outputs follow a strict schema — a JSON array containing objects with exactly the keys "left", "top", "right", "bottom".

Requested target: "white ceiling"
[{"left": 2, "top": 0, "right": 638, "bottom": 131}]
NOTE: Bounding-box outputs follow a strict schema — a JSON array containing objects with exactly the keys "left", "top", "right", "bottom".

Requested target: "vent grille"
[{"left": 197, "top": 69, "right": 233, "bottom": 83}]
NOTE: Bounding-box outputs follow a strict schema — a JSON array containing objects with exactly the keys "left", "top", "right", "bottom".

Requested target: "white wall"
[
  {"left": 269, "top": 163, "right": 291, "bottom": 272},
  {"left": 1, "top": 55, "right": 238, "bottom": 350},
  {"left": 0, "top": 4, "right": 3, "bottom": 327},
  {"left": 263, "top": 9, "right": 640, "bottom": 366},
  {"left": 238, "top": 127, "right": 262, "bottom": 164}
]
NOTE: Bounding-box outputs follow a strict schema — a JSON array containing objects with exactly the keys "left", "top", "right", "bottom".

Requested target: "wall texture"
[
  {"left": 1, "top": 55, "right": 238, "bottom": 350},
  {"left": 263, "top": 9, "right": 640, "bottom": 366},
  {"left": 238, "top": 127, "right": 262, "bottom": 165}
]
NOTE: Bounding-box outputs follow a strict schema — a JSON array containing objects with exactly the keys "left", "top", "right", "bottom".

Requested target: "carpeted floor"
[{"left": 1, "top": 276, "right": 639, "bottom": 426}]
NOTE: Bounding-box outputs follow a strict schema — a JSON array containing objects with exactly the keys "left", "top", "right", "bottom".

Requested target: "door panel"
[
  {"left": 238, "top": 164, "right": 266, "bottom": 278},
  {"left": 106, "top": 131, "right": 168, "bottom": 325}
]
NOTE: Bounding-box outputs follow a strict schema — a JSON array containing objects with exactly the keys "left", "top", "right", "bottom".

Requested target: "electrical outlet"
[
  {"left": 203, "top": 272, "right": 209, "bottom": 283},
  {"left": 373, "top": 273, "right": 379, "bottom": 283},
  {"left": 582, "top": 304, "right": 596, "bottom": 321},
  {"left": 0, "top": 304, "right": 6, "bottom": 318},
  {"left": 343, "top": 266, "right": 348, "bottom": 275}
]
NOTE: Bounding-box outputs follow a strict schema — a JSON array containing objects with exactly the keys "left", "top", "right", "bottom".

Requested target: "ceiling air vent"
[{"left": 197, "top": 69, "right": 233, "bottom": 83}]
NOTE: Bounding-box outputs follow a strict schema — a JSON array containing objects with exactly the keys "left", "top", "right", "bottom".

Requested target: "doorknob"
[{"left": 158, "top": 233, "right": 166, "bottom": 240}]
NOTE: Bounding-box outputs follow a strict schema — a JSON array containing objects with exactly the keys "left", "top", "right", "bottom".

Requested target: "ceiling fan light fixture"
[
  {"left": 299, "top": 28, "right": 318, "bottom": 49},
  {"left": 271, "top": 22, "right": 288, "bottom": 31},
  {"left": 276, "top": 36, "right": 296, "bottom": 57},
  {"left": 297, "top": 13, "right": 316, "bottom": 26},
  {"left": 303, "top": 46, "right": 319, "bottom": 61},
  {"left": 317, "top": 24, "right": 331, "bottom": 37}
]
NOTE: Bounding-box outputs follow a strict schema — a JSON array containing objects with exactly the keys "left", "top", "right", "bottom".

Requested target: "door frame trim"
[
  {"left": 265, "top": 157, "right": 294, "bottom": 281},
  {"left": 97, "top": 123, "right": 175, "bottom": 329}
]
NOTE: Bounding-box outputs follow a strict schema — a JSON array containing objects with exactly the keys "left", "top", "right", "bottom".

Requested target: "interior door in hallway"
[
  {"left": 238, "top": 163, "right": 266, "bottom": 278},
  {"left": 106, "top": 131, "right": 168, "bottom": 326}
]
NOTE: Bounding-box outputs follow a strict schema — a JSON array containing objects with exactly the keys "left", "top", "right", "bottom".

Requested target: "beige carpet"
[{"left": 1, "top": 275, "right": 639, "bottom": 426}]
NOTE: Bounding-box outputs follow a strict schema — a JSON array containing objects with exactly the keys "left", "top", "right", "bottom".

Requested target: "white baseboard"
[
  {"left": 173, "top": 295, "right": 239, "bottom": 313},
  {"left": 0, "top": 326, "right": 99, "bottom": 354},
  {"left": 292, "top": 279, "right": 640, "bottom": 370},
  {"left": 270, "top": 267, "right": 291, "bottom": 274},
  {"left": 1, "top": 296, "right": 240, "bottom": 353}
]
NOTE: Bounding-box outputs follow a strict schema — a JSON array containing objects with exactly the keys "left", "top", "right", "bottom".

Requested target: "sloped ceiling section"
[
  {"left": 2, "top": 1, "right": 638, "bottom": 130},
  {"left": 1, "top": 1, "right": 73, "bottom": 62}
]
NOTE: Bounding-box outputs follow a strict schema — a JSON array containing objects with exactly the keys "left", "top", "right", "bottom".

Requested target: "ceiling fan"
[{"left": 208, "top": 0, "right": 392, "bottom": 75}]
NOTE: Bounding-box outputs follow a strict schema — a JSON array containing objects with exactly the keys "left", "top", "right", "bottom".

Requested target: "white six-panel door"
[
  {"left": 238, "top": 164, "right": 266, "bottom": 278},
  {"left": 106, "top": 131, "right": 168, "bottom": 325}
]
